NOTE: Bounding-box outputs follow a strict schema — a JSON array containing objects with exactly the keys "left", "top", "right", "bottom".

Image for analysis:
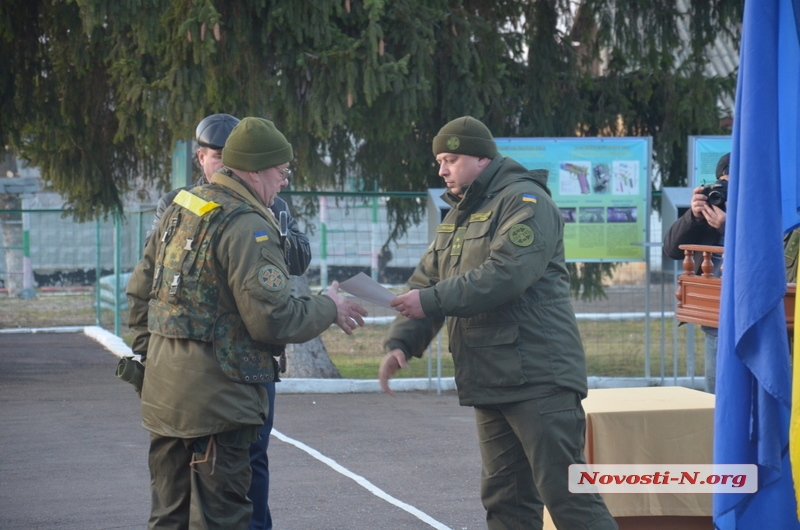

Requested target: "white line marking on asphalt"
[{"left": 271, "top": 429, "right": 452, "bottom": 530}]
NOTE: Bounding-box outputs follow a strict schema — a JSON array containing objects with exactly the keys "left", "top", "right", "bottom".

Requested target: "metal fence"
[{"left": 0, "top": 191, "right": 703, "bottom": 383}]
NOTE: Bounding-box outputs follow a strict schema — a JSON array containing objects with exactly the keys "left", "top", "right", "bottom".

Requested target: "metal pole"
[
  {"left": 645, "top": 250, "right": 652, "bottom": 380},
  {"left": 138, "top": 210, "right": 145, "bottom": 254},
  {"left": 95, "top": 219, "right": 102, "bottom": 326},
  {"left": 436, "top": 331, "right": 443, "bottom": 395},
  {"left": 185, "top": 142, "right": 193, "bottom": 187},
  {"left": 371, "top": 197, "right": 379, "bottom": 282},
  {"left": 658, "top": 265, "right": 665, "bottom": 384},
  {"left": 672, "top": 260, "right": 680, "bottom": 384},
  {"left": 427, "top": 343, "right": 433, "bottom": 391},
  {"left": 634, "top": 242, "right": 654, "bottom": 380},
  {"left": 667, "top": 262, "right": 675, "bottom": 386},
  {"left": 687, "top": 324, "right": 696, "bottom": 387},
  {"left": 319, "top": 196, "right": 328, "bottom": 288},
  {"left": 114, "top": 208, "right": 121, "bottom": 336},
  {"left": 661, "top": 260, "right": 678, "bottom": 386},
  {"left": 20, "top": 197, "right": 34, "bottom": 296}
]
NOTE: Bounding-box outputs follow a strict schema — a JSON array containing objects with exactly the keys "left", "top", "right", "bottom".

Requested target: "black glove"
[{"left": 115, "top": 356, "right": 145, "bottom": 397}]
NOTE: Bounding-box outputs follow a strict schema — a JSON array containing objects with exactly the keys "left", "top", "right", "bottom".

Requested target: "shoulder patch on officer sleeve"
[
  {"left": 509, "top": 224, "right": 534, "bottom": 247},
  {"left": 258, "top": 265, "right": 286, "bottom": 291}
]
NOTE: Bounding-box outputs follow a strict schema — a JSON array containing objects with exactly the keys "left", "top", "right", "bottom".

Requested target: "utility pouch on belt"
[{"left": 115, "top": 356, "right": 145, "bottom": 397}]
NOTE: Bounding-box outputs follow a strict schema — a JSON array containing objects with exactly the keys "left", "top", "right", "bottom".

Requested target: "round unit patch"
[
  {"left": 509, "top": 224, "right": 534, "bottom": 247},
  {"left": 446, "top": 136, "right": 461, "bottom": 151},
  {"left": 258, "top": 265, "right": 286, "bottom": 291}
]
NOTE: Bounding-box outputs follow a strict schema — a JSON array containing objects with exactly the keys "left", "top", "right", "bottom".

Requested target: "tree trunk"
[
  {"left": 283, "top": 274, "right": 342, "bottom": 378},
  {"left": 0, "top": 211, "right": 23, "bottom": 296},
  {"left": 0, "top": 153, "right": 23, "bottom": 296}
]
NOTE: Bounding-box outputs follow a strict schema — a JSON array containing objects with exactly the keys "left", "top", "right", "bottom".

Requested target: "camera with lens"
[{"left": 701, "top": 179, "right": 728, "bottom": 210}]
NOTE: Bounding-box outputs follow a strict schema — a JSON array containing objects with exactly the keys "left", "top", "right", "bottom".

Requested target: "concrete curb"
[
  {"left": 588, "top": 376, "right": 706, "bottom": 391},
  {"left": 274, "top": 377, "right": 457, "bottom": 394},
  {"left": 0, "top": 326, "right": 86, "bottom": 334},
  {"left": 0, "top": 326, "right": 707, "bottom": 394},
  {"left": 83, "top": 325, "right": 134, "bottom": 359}
]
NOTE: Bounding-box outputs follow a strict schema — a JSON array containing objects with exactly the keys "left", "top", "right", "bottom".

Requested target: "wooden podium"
[{"left": 674, "top": 244, "right": 795, "bottom": 330}]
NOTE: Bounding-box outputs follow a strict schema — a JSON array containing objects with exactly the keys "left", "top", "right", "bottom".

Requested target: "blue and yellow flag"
[
  {"left": 714, "top": 1, "right": 800, "bottom": 527},
  {"left": 521, "top": 194, "right": 537, "bottom": 203},
  {"left": 253, "top": 230, "right": 269, "bottom": 243}
]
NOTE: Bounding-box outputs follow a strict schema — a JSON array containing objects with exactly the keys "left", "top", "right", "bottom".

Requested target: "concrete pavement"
[{"left": 0, "top": 330, "right": 486, "bottom": 530}]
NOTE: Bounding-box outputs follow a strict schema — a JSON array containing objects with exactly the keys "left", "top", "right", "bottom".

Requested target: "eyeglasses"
[{"left": 278, "top": 167, "right": 292, "bottom": 180}]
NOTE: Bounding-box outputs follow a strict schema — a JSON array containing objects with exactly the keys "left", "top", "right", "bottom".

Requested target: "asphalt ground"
[{"left": 0, "top": 331, "right": 487, "bottom": 530}]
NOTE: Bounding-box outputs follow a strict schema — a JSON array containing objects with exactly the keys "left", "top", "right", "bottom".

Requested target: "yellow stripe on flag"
[{"left": 791, "top": 265, "right": 800, "bottom": 520}]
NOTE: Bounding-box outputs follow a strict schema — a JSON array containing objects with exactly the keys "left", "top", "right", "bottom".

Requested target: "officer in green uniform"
[
  {"left": 379, "top": 117, "right": 617, "bottom": 530},
  {"left": 127, "top": 117, "right": 367, "bottom": 529}
]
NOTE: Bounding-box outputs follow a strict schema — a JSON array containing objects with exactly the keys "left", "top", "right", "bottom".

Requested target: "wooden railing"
[{"left": 674, "top": 244, "right": 795, "bottom": 330}]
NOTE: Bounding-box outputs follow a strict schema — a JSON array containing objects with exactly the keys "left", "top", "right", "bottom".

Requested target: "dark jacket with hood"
[
  {"left": 662, "top": 208, "right": 725, "bottom": 276},
  {"left": 385, "top": 156, "right": 588, "bottom": 406}
]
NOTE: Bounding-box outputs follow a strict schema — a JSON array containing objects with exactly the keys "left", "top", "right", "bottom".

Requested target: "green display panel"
[{"left": 495, "top": 137, "right": 652, "bottom": 262}]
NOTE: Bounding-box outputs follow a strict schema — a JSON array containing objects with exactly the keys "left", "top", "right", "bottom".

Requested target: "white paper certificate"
[{"left": 338, "top": 272, "right": 397, "bottom": 309}]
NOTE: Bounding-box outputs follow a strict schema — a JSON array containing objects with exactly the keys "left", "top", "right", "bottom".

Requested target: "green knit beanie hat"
[
  {"left": 222, "top": 117, "right": 293, "bottom": 172},
  {"left": 432, "top": 116, "right": 499, "bottom": 159}
]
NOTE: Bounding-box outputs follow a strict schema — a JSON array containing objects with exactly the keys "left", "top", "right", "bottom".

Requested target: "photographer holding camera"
[
  {"left": 663, "top": 153, "right": 730, "bottom": 394},
  {"left": 664, "top": 153, "right": 730, "bottom": 256}
]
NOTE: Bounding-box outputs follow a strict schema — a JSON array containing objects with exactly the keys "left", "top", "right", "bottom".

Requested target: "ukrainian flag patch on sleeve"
[
  {"left": 522, "top": 194, "right": 537, "bottom": 203},
  {"left": 253, "top": 230, "right": 269, "bottom": 243}
]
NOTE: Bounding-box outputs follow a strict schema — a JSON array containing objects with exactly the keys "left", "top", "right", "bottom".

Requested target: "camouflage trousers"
[{"left": 147, "top": 426, "right": 260, "bottom": 530}]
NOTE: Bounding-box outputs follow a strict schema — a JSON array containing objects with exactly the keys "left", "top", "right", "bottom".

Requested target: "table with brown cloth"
[{"left": 545, "top": 386, "right": 715, "bottom": 530}]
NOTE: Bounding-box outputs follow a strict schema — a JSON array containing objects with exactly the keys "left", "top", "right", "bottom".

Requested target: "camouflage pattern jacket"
[
  {"left": 385, "top": 157, "right": 588, "bottom": 407},
  {"left": 126, "top": 170, "right": 336, "bottom": 438},
  {"left": 148, "top": 177, "right": 311, "bottom": 276}
]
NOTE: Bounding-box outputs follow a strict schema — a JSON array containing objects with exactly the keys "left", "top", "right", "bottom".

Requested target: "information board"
[
  {"left": 495, "top": 137, "right": 652, "bottom": 262},
  {"left": 688, "top": 136, "right": 732, "bottom": 188}
]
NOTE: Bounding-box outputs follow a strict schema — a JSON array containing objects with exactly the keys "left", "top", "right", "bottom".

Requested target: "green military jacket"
[
  {"left": 385, "top": 157, "right": 588, "bottom": 406},
  {"left": 126, "top": 170, "right": 337, "bottom": 438}
]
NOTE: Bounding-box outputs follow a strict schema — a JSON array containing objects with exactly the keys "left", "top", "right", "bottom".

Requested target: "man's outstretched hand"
[
  {"left": 379, "top": 349, "right": 408, "bottom": 397},
  {"left": 390, "top": 289, "right": 425, "bottom": 319},
  {"left": 325, "top": 281, "right": 368, "bottom": 334}
]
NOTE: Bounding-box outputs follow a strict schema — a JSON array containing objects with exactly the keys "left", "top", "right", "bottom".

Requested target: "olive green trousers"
[
  {"left": 474, "top": 391, "right": 617, "bottom": 530},
  {"left": 147, "top": 427, "right": 259, "bottom": 529}
]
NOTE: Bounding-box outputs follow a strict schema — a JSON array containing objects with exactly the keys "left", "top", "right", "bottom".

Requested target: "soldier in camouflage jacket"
[{"left": 126, "top": 117, "right": 366, "bottom": 529}]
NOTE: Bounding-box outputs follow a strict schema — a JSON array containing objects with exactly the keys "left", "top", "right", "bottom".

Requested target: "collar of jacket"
[
  {"left": 210, "top": 169, "right": 280, "bottom": 233},
  {"left": 443, "top": 157, "right": 551, "bottom": 210},
  {"left": 448, "top": 156, "right": 505, "bottom": 210}
]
